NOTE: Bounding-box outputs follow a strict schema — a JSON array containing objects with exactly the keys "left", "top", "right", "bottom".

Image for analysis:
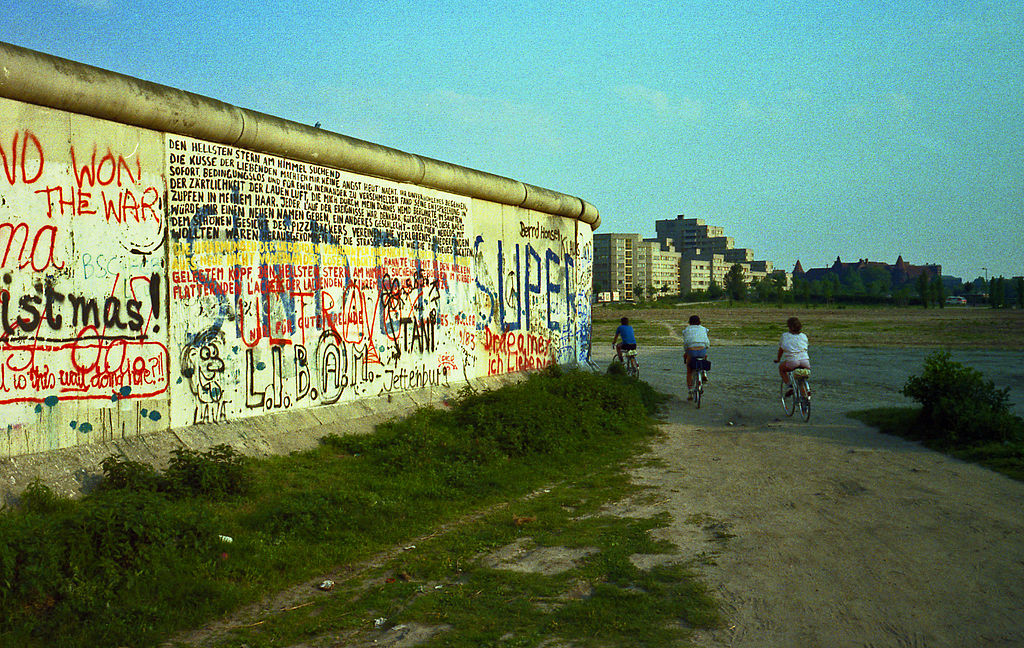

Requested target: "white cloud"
[
  {"left": 730, "top": 88, "right": 815, "bottom": 123},
  {"left": 613, "top": 83, "right": 703, "bottom": 122},
  {"left": 615, "top": 83, "right": 671, "bottom": 112},
  {"left": 421, "top": 89, "right": 568, "bottom": 151},
  {"left": 733, "top": 99, "right": 757, "bottom": 119},
  {"left": 783, "top": 87, "right": 813, "bottom": 105},
  {"left": 844, "top": 103, "right": 868, "bottom": 120}
]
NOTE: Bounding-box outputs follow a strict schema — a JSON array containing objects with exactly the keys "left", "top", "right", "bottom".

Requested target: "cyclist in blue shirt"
[{"left": 613, "top": 317, "right": 637, "bottom": 363}]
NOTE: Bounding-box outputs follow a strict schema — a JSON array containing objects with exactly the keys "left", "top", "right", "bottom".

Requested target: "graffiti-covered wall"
[{"left": 0, "top": 44, "right": 597, "bottom": 458}]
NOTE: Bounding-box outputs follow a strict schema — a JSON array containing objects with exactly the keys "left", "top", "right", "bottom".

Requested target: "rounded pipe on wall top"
[
  {"left": 0, "top": 42, "right": 247, "bottom": 146},
  {"left": 232, "top": 110, "right": 427, "bottom": 185},
  {"left": 0, "top": 41, "right": 599, "bottom": 229},
  {"left": 417, "top": 156, "right": 528, "bottom": 207},
  {"left": 522, "top": 184, "right": 593, "bottom": 226},
  {"left": 578, "top": 200, "right": 599, "bottom": 228}
]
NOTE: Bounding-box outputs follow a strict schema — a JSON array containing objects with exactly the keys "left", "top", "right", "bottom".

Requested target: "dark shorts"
[
  {"left": 619, "top": 343, "right": 637, "bottom": 351},
  {"left": 685, "top": 348, "right": 707, "bottom": 369}
]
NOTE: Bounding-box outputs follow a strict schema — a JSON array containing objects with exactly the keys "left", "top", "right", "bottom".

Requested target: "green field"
[{"left": 595, "top": 303, "right": 1024, "bottom": 349}]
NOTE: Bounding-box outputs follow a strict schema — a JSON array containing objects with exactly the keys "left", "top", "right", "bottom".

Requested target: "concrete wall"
[{"left": 0, "top": 43, "right": 597, "bottom": 460}]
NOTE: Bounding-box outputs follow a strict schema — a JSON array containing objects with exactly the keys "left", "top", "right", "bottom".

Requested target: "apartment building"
[
  {"left": 723, "top": 248, "right": 755, "bottom": 263},
  {"left": 655, "top": 216, "right": 724, "bottom": 251},
  {"left": 680, "top": 255, "right": 716, "bottom": 292},
  {"left": 746, "top": 259, "right": 775, "bottom": 284},
  {"left": 639, "top": 238, "right": 681, "bottom": 298},
  {"left": 656, "top": 215, "right": 784, "bottom": 294},
  {"left": 593, "top": 233, "right": 682, "bottom": 301},
  {"left": 594, "top": 215, "right": 787, "bottom": 300},
  {"left": 593, "top": 233, "right": 640, "bottom": 301}
]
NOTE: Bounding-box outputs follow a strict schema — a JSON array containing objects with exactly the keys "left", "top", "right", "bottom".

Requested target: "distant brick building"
[{"left": 793, "top": 255, "right": 941, "bottom": 285}]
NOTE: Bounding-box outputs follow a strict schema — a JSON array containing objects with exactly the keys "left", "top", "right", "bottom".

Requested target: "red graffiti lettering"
[
  {"left": 70, "top": 146, "right": 141, "bottom": 189},
  {"left": 0, "top": 338, "right": 167, "bottom": 404},
  {"left": 34, "top": 185, "right": 159, "bottom": 225},
  {"left": 102, "top": 186, "right": 160, "bottom": 224},
  {"left": 0, "top": 130, "right": 44, "bottom": 185},
  {"left": 481, "top": 328, "right": 553, "bottom": 376},
  {"left": 0, "top": 221, "right": 64, "bottom": 271}
]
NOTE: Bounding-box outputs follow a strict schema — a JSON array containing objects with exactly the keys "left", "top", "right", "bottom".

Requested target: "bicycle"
[
  {"left": 779, "top": 366, "right": 811, "bottom": 421},
  {"left": 613, "top": 346, "right": 641, "bottom": 379},
  {"left": 624, "top": 348, "right": 640, "bottom": 379},
  {"left": 689, "top": 357, "right": 710, "bottom": 408}
]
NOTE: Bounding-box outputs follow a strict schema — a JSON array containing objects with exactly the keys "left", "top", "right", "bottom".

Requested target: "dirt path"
[{"left": 602, "top": 345, "right": 1024, "bottom": 648}]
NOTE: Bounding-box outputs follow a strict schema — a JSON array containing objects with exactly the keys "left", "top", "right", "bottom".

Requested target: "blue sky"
[{"left": 3, "top": 0, "right": 1022, "bottom": 281}]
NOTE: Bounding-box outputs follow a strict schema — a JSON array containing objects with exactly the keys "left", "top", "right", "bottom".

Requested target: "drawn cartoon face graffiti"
[{"left": 181, "top": 342, "right": 226, "bottom": 403}]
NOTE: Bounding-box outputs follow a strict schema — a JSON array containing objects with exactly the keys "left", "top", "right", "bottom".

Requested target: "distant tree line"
[{"left": 672, "top": 264, "right": 1023, "bottom": 308}]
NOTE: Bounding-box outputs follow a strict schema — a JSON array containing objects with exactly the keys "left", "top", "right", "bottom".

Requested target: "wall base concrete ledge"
[{"left": 0, "top": 372, "right": 528, "bottom": 505}]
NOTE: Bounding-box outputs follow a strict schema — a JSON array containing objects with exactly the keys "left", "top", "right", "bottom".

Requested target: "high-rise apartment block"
[
  {"left": 592, "top": 233, "right": 638, "bottom": 301},
  {"left": 592, "top": 215, "right": 785, "bottom": 301},
  {"left": 639, "top": 238, "right": 682, "bottom": 298},
  {"left": 654, "top": 215, "right": 784, "bottom": 294},
  {"left": 593, "top": 233, "right": 681, "bottom": 302}
]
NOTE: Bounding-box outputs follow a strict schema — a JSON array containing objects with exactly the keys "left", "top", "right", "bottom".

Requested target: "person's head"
[
  {"left": 620, "top": 317, "right": 629, "bottom": 325},
  {"left": 787, "top": 317, "right": 802, "bottom": 334},
  {"left": 688, "top": 315, "right": 701, "bottom": 325}
]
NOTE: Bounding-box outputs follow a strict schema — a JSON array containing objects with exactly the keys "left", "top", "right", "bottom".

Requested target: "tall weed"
[
  {"left": 96, "top": 455, "right": 163, "bottom": 492},
  {"left": 164, "top": 444, "right": 252, "bottom": 498},
  {"left": 97, "top": 444, "right": 252, "bottom": 498},
  {"left": 16, "top": 479, "right": 74, "bottom": 515}
]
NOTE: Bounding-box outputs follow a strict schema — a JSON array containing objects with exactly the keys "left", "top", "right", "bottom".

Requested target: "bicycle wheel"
[
  {"left": 694, "top": 374, "right": 703, "bottom": 408},
  {"left": 627, "top": 357, "right": 640, "bottom": 379},
  {"left": 798, "top": 379, "right": 811, "bottom": 421},
  {"left": 781, "top": 380, "right": 796, "bottom": 416}
]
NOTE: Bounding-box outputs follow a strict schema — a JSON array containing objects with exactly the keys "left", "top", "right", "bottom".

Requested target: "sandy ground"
[{"left": 596, "top": 345, "right": 1024, "bottom": 648}]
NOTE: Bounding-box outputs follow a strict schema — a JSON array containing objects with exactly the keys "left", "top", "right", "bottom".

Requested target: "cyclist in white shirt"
[
  {"left": 775, "top": 316, "right": 810, "bottom": 396},
  {"left": 682, "top": 315, "right": 710, "bottom": 400}
]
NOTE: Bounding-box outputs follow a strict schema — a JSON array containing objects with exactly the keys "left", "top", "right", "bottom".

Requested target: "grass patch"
[
  {"left": 847, "top": 407, "right": 1024, "bottom": 482},
  {"left": 592, "top": 304, "right": 1024, "bottom": 349},
  {"left": 1, "top": 369, "right": 719, "bottom": 648},
  {"left": 219, "top": 482, "right": 721, "bottom": 647}
]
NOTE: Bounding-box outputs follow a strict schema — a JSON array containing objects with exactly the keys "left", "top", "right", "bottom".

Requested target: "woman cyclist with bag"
[{"left": 682, "top": 315, "right": 710, "bottom": 401}]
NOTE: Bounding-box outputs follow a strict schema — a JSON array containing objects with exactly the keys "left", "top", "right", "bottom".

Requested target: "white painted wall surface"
[{"left": 0, "top": 97, "right": 593, "bottom": 458}]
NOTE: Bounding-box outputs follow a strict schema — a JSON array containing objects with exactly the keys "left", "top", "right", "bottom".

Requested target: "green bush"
[
  {"left": 17, "top": 479, "right": 73, "bottom": 515},
  {"left": 901, "top": 351, "right": 1024, "bottom": 444},
  {"left": 95, "top": 444, "right": 252, "bottom": 499},
  {"left": 606, "top": 359, "right": 627, "bottom": 376},
  {"left": 324, "top": 369, "right": 661, "bottom": 477},
  {"left": 97, "top": 455, "right": 164, "bottom": 492},
  {"left": 164, "top": 444, "right": 252, "bottom": 499}
]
